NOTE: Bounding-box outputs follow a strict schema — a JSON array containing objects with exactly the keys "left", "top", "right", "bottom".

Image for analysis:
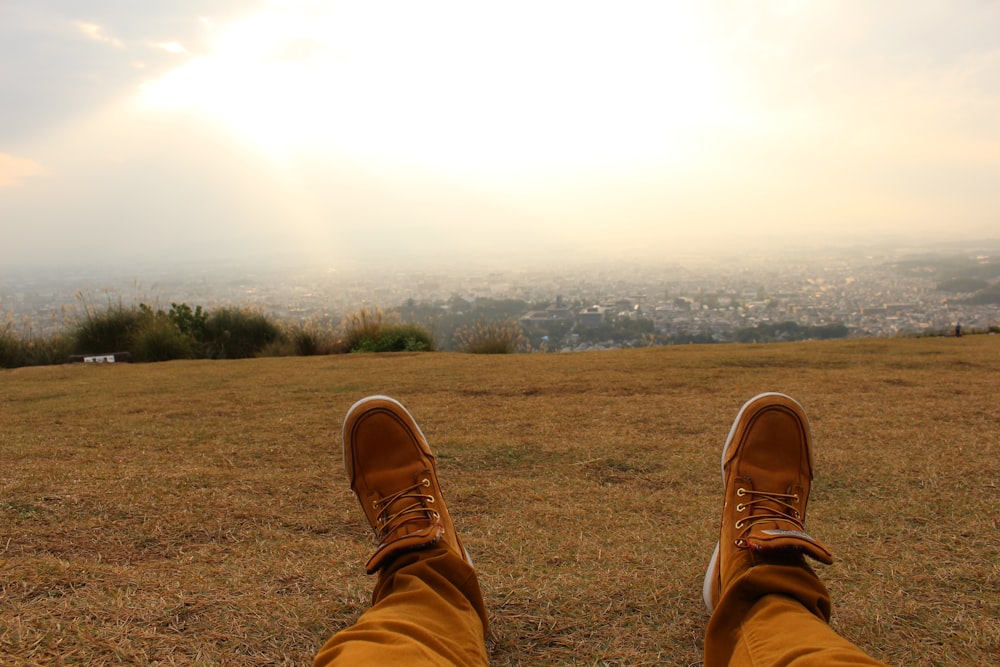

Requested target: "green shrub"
[
  {"left": 72, "top": 303, "right": 146, "bottom": 354},
  {"left": 1, "top": 317, "right": 75, "bottom": 368},
  {"left": 338, "top": 308, "right": 434, "bottom": 352},
  {"left": 291, "top": 327, "right": 320, "bottom": 356},
  {"left": 131, "top": 314, "right": 197, "bottom": 362},
  {"left": 339, "top": 307, "right": 388, "bottom": 351},
  {"left": 168, "top": 302, "right": 207, "bottom": 343},
  {"left": 203, "top": 307, "right": 283, "bottom": 359},
  {"left": 68, "top": 298, "right": 208, "bottom": 362},
  {"left": 352, "top": 324, "right": 434, "bottom": 352},
  {"left": 455, "top": 319, "right": 529, "bottom": 354},
  {"left": 25, "top": 333, "right": 74, "bottom": 367}
]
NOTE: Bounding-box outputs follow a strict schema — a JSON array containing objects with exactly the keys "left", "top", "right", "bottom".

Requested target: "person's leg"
[
  {"left": 314, "top": 396, "right": 489, "bottom": 667},
  {"left": 702, "top": 393, "right": 886, "bottom": 667}
]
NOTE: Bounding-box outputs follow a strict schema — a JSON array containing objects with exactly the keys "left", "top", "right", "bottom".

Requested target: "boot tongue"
[
  {"left": 375, "top": 475, "right": 432, "bottom": 536},
  {"left": 738, "top": 477, "right": 834, "bottom": 565},
  {"left": 363, "top": 473, "right": 443, "bottom": 574},
  {"left": 746, "top": 519, "right": 834, "bottom": 564}
]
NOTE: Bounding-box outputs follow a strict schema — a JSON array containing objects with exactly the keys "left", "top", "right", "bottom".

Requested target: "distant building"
[
  {"left": 578, "top": 305, "right": 607, "bottom": 328},
  {"left": 519, "top": 304, "right": 574, "bottom": 330}
]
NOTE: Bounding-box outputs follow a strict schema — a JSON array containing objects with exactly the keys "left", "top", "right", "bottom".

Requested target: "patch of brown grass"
[{"left": 2, "top": 335, "right": 998, "bottom": 665}]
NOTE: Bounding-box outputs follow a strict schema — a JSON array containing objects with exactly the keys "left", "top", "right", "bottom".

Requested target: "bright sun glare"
[{"left": 138, "top": 1, "right": 734, "bottom": 184}]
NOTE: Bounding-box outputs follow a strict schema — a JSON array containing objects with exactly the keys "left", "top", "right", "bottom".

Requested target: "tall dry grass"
[
  {"left": 2, "top": 335, "right": 998, "bottom": 665},
  {"left": 454, "top": 319, "right": 530, "bottom": 354},
  {"left": 338, "top": 307, "right": 434, "bottom": 352}
]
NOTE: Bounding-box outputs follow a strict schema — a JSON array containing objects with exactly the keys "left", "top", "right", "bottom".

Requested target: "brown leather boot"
[
  {"left": 703, "top": 392, "right": 833, "bottom": 613},
  {"left": 343, "top": 395, "right": 471, "bottom": 574}
]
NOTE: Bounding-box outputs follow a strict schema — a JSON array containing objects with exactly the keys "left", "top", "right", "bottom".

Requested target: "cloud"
[
  {"left": 75, "top": 21, "right": 125, "bottom": 48},
  {"left": 0, "top": 2, "right": 252, "bottom": 144},
  {"left": 0, "top": 153, "right": 45, "bottom": 188},
  {"left": 2, "top": 0, "right": 999, "bottom": 273},
  {"left": 152, "top": 41, "right": 189, "bottom": 55}
]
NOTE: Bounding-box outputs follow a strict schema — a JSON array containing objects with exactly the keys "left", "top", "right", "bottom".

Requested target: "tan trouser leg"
[
  {"left": 314, "top": 547, "right": 489, "bottom": 667},
  {"left": 705, "top": 558, "right": 887, "bottom": 667}
]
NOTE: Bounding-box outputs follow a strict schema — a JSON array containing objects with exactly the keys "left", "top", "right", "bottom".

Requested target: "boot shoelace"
[
  {"left": 372, "top": 478, "right": 439, "bottom": 544},
  {"left": 733, "top": 487, "right": 800, "bottom": 547}
]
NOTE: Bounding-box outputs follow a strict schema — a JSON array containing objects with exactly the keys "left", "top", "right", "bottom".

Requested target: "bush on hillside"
[
  {"left": 1, "top": 313, "right": 77, "bottom": 368},
  {"left": 286, "top": 318, "right": 338, "bottom": 356},
  {"left": 0, "top": 323, "right": 19, "bottom": 368},
  {"left": 454, "top": 319, "right": 529, "bottom": 354},
  {"left": 70, "top": 300, "right": 205, "bottom": 362},
  {"left": 131, "top": 313, "right": 198, "bottom": 362},
  {"left": 352, "top": 323, "right": 434, "bottom": 352},
  {"left": 26, "top": 333, "right": 74, "bottom": 367},
  {"left": 168, "top": 302, "right": 208, "bottom": 343},
  {"left": 339, "top": 308, "right": 434, "bottom": 353},
  {"left": 71, "top": 299, "right": 147, "bottom": 355},
  {"left": 338, "top": 307, "right": 387, "bottom": 351},
  {"left": 203, "top": 306, "right": 283, "bottom": 359},
  {"left": 254, "top": 319, "right": 338, "bottom": 357}
]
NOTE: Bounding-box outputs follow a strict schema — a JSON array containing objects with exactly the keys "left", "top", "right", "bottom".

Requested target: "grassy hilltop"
[{"left": 2, "top": 336, "right": 998, "bottom": 665}]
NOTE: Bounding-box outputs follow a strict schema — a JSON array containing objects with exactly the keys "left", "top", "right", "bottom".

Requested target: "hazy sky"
[{"left": 1, "top": 0, "right": 998, "bottom": 271}]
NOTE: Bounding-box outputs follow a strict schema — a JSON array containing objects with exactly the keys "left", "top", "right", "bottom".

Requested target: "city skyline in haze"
[{"left": 2, "top": 1, "right": 998, "bottom": 273}]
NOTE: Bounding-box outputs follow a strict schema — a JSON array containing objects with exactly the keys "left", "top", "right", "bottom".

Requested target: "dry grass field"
[{"left": 2, "top": 335, "right": 998, "bottom": 666}]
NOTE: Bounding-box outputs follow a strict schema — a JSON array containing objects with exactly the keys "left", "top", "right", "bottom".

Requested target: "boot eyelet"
[
  {"left": 431, "top": 511, "right": 440, "bottom": 520},
  {"left": 736, "top": 488, "right": 746, "bottom": 497},
  {"left": 422, "top": 479, "right": 431, "bottom": 487},
  {"left": 736, "top": 503, "right": 745, "bottom": 512},
  {"left": 735, "top": 519, "right": 745, "bottom": 529},
  {"left": 735, "top": 539, "right": 747, "bottom": 547},
  {"left": 427, "top": 495, "right": 435, "bottom": 503}
]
